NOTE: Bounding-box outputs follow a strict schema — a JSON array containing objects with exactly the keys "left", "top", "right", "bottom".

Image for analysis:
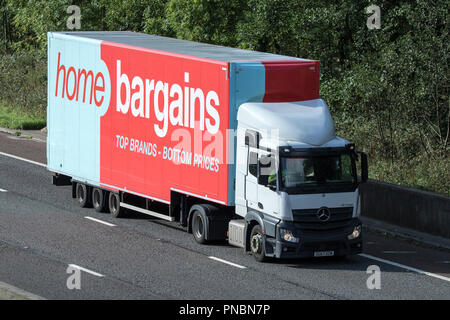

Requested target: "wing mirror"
[{"left": 358, "top": 152, "right": 368, "bottom": 183}]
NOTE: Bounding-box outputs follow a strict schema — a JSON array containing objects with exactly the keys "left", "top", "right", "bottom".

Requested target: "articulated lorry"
[{"left": 47, "top": 31, "right": 368, "bottom": 261}]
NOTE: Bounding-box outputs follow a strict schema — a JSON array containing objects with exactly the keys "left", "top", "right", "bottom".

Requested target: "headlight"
[
  {"left": 348, "top": 225, "right": 362, "bottom": 240},
  {"left": 280, "top": 228, "right": 300, "bottom": 243}
]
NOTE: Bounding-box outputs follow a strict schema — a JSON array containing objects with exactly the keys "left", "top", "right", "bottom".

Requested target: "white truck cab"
[{"left": 231, "top": 99, "right": 367, "bottom": 261}]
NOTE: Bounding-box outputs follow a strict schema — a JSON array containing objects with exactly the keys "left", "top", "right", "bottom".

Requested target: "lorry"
[{"left": 47, "top": 31, "right": 368, "bottom": 261}]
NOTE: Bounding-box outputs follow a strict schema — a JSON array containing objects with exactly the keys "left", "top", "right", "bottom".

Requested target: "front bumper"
[{"left": 264, "top": 218, "right": 363, "bottom": 259}]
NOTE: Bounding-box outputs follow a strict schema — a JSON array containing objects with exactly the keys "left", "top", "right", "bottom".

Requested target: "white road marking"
[
  {"left": 382, "top": 251, "right": 416, "bottom": 254},
  {"left": 360, "top": 253, "right": 450, "bottom": 283},
  {"left": 0, "top": 188, "right": 7, "bottom": 192},
  {"left": 0, "top": 151, "right": 46, "bottom": 167},
  {"left": 84, "top": 216, "right": 116, "bottom": 227},
  {"left": 68, "top": 264, "right": 104, "bottom": 277},
  {"left": 208, "top": 256, "right": 246, "bottom": 269}
]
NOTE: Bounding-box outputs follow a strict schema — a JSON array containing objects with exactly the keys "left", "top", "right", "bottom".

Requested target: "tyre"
[
  {"left": 250, "top": 224, "right": 267, "bottom": 262},
  {"left": 108, "top": 192, "right": 126, "bottom": 218},
  {"left": 92, "top": 188, "right": 107, "bottom": 213},
  {"left": 75, "top": 183, "right": 91, "bottom": 208},
  {"left": 192, "top": 210, "right": 207, "bottom": 244}
]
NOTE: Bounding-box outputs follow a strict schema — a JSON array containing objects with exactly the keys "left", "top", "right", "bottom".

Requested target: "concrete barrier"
[{"left": 360, "top": 180, "right": 450, "bottom": 239}]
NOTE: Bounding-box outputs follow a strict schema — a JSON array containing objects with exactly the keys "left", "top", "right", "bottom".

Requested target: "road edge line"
[
  {"left": 359, "top": 253, "right": 450, "bottom": 283},
  {"left": 84, "top": 216, "right": 116, "bottom": 227},
  {"left": 208, "top": 256, "right": 246, "bottom": 269},
  {"left": 0, "top": 151, "right": 46, "bottom": 168},
  {"left": 68, "top": 264, "right": 104, "bottom": 277}
]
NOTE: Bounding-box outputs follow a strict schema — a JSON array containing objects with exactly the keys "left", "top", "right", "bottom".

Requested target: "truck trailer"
[{"left": 47, "top": 31, "right": 368, "bottom": 261}]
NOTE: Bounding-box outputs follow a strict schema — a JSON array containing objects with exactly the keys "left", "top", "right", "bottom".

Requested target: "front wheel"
[{"left": 250, "top": 224, "right": 267, "bottom": 262}]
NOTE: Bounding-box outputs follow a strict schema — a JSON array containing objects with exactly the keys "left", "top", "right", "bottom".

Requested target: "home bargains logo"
[
  {"left": 54, "top": 51, "right": 222, "bottom": 138},
  {"left": 54, "top": 52, "right": 106, "bottom": 107}
]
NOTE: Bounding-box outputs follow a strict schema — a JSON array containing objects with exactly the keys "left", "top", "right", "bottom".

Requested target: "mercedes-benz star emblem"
[{"left": 317, "top": 207, "right": 331, "bottom": 222}]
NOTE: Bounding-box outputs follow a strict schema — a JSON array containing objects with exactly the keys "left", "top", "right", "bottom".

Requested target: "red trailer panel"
[{"left": 99, "top": 41, "right": 230, "bottom": 204}]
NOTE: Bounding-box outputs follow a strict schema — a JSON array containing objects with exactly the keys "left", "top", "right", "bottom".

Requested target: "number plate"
[{"left": 314, "top": 250, "right": 335, "bottom": 257}]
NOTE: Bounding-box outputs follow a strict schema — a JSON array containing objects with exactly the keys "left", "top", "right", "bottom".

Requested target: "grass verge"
[{"left": 0, "top": 103, "right": 46, "bottom": 130}]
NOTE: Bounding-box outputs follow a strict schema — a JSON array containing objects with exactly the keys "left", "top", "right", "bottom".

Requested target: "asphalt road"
[{"left": 0, "top": 131, "right": 449, "bottom": 300}]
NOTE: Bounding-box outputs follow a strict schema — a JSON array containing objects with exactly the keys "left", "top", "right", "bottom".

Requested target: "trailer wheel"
[
  {"left": 192, "top": 210, "right": 207, "bottom": 244},
  {"left": 92, "top": 188, "right": 107, "bottom": 213},
  {"left": 250, "top": 224, "right": 267, "bottom": 262},
  {"left": 108, "top": 192, "right": 126, "bottom": 218},
  {"left": 76, "top": 183, "right": 91, "bottom": 208}
]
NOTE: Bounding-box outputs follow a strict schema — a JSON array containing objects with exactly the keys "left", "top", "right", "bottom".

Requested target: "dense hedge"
[{"left": 0, "top": 0, "right": 448, "bottom": 194}]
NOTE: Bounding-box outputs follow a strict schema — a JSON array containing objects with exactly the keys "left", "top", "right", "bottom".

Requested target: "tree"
[{"left": 165, "top": 0, "right": 247, "bottom": 47}]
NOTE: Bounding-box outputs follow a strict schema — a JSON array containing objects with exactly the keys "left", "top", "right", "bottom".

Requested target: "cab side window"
[{"left": 248, "top": 151, "right": 258, "bottom": 177}]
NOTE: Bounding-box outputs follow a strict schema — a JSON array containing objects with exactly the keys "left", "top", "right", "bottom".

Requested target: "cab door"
[
  {"left": 256, "top": 151, "right": 279, "bottom": 216},
  {"left": 245, "top": 149, "right": 259, "bottom": 211}
]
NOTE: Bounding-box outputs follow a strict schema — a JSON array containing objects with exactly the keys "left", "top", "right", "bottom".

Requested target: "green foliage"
[
  {"left": 236, "top": 0, "right": 300, "bottom": 55},
  {"left": 0, "top": 102, "right": 46, "bottom": 130},
  {"left": 0, "top": 0, "right": 448, "bottom": 194},
  {"left": 4, "top": 0, "right": 107, "bottom": 52},
  {"left": 0, "top": 49, "right": 46, "bottom": 116},
  {"left": 142, "top": 0, "right": 173, "bottom": 36},
  {"left": 165, "top": 0, "right": 247, "bottom": 46}
]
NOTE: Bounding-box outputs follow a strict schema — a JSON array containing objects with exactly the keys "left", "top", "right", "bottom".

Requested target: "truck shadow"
[
  {"left": 268, "top": 256, "right": 366, "bottom": 271},
  {"left": 269, "top": 255, "right": 450, "bottom": 275},
  {"left": 270, "top": 255, "right": 415, "bottom": 274}
]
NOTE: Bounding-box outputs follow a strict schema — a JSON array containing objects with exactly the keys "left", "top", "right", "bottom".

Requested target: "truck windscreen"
[{"left": 279, "top": 154, "right": 356, "bottom": 193}]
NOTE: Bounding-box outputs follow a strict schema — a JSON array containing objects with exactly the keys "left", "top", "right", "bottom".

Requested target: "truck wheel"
[
  {"left": 192, "top": 210, "right": 207, "bottom": 244},
  {"left": 108, "top": 192, "right": 126, "bottom": 218},
  {"left": 250, "top": 224, "right": 267, "bottom": 262},
  {"left": 92, "top": 188, "right": 107, "bottom": 213},
  {"left": 76, "top": 183, "right": 91, "bottom": 208}
]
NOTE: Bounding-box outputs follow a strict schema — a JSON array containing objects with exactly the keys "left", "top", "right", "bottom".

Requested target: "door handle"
[{"left": 258, "top": 202, "right": 264, "bottom": 209}]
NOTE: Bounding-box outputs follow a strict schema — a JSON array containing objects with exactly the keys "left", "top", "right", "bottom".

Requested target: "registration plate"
[{"left": 314, "top": 251, "right": 335, "bottom": 257}]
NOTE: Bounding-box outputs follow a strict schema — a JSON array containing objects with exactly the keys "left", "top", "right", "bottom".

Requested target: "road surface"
[{"left": 0, "top": 131, "right": 449, "bottom": 299}]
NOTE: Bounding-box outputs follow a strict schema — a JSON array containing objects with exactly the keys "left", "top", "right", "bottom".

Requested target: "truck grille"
[{"left": 292, "top": 207, "right": 354, "bottom": 234}]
